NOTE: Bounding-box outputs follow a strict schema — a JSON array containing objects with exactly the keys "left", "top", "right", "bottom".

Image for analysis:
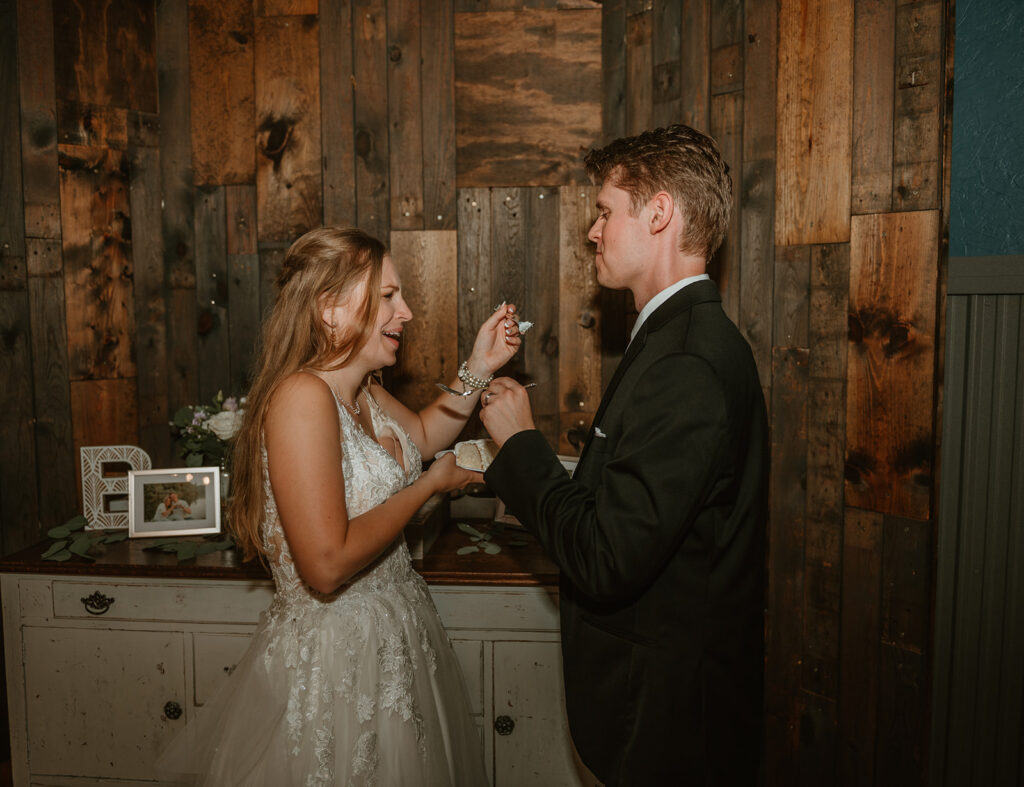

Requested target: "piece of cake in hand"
[{"left": 453, "top": 439, "right": 499, "bottom": 471}]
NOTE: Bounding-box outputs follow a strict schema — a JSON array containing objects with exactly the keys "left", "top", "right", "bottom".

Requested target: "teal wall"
[{"left": 949, "top": 0, "right": 1024, "bottom": 257}]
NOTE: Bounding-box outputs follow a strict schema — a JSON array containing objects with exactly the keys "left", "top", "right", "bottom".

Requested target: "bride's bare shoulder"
[{"left": 268, "top": 372, "right": 335, "bottom": 425}]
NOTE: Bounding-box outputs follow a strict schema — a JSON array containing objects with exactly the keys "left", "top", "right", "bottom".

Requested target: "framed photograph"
[{"left": 128, "top": 467, "right": 222, "bottom": 538}]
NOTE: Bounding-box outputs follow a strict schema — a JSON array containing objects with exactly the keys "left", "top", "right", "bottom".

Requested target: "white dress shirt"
[{"left": 629, "top": 274, "right": 710, "bottom": 345}]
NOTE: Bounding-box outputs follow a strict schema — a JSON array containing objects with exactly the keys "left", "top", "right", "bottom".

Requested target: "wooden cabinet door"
[
  {"left": 492, "top": 640, "right": 596, "bottom": 787},
  {"left": 22, "top": 626, "right": 186, "bottom": 780}
]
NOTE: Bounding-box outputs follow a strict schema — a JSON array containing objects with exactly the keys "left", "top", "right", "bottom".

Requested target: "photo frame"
[{"left": 128, "top": 467, "right": 222, "bottom": 538}]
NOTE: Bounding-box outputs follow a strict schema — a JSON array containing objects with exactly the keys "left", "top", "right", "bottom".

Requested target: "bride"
[{"left": 157, "top": 227, "right": 521, "bottom": 785}]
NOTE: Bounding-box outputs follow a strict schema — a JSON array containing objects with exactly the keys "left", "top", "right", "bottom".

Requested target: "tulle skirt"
[{"left": 156, "top": 579, "right": 488, "bottom": 786}]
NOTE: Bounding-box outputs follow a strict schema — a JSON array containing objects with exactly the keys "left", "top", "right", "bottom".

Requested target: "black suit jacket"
[{"left": 485, "top": 280, "right": 768, "bottom": 786}]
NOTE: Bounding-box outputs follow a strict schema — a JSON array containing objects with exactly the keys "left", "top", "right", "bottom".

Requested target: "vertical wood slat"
[
  {"left": 353, "top": 0, "right": 390, "bottom": 241},
  {"left": 194, "top": 186, "right": 230, "bottom": 402},
  {"left": 892, "top": 0, "right": 943, "bottom": 212},
  {"left": 851, "top": 0, "right": 895, "bottom": 214},
  {"left": 455, "top": 187, "right": 491, "bottom": 441},
  {"left": 129, "top": 146, "right": 172, "bottom": 467},
  {"left": 389, "top": 231, "right": 458, "bottom": 413},
  {"left": 254, "top": 14, "right": 322, "bottom": 241},
  {"left": 59, "top": 145, "right": 135, "bottom": 381},
  {"left": 680, "top": 0, "right": 710, "bottom": 132},
  {"left": 845, "top": 210, "right": 938, "bottom": 520},
  {"left": 776, "top": 0, "right": 854, "bottom": 245},
  {"left": 188, "top": 0, "right": 255, "bottom": 186},
  {"left": 319, "top": 0, "right": 357, "bottom": 227},
  {"left": 558, "top": 186, "right": 600, "bottom": 456},
  {"left": 710, "top": 91, "right": 742, "bottom": 323},
  {"left": 226, "top": 185, "right": 260, "bottom": 395},
  {"left": 650, "top": 0, "right": 682, "bottom": 128},
  {"left": 421, "top": 0, "right": 456, "bottom": 230},
  {"left": 69, "top": 379, "right": 139, "bottom": 453},
  {"left": 742, "top": 0, "right": 776, "bottom": 161},
  {"left": 624, "top": 10, "right": 652, "bottom": 136},
  {"left": 387, "top": 0, "right": 424, "bottom": 231},
  {"left": 601, "top": 0, "right": 626, "bottom": 143},
  {"left": 159, "top": 0, "right": 198, "bottom": 414},
  {"left": 17, "top": 0, "right": 61, "bottom": 241}
]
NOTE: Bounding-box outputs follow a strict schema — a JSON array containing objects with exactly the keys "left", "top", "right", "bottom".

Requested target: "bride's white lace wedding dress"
[{"left": 157, "top": 390, "right": 487, "bottom": 786}]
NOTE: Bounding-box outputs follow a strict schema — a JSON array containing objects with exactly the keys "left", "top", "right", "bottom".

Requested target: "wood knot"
[
  {"left": 389, "top": 44, "right": 402, "bottom": 62},
  {"left": 257, "top": 117, "right": 295, "bottom": 165}
]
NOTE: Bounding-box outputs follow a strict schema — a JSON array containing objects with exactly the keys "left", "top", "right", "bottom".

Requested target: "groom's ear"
[{"left": 647, "top": 191, "right": 675, "bottom": 235}]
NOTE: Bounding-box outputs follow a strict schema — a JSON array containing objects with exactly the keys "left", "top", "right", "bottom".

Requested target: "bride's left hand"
[{"left": 466, "top": 303, "right": 522, "bottom": 379}]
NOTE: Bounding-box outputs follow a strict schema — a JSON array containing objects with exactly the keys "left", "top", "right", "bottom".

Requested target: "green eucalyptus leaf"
[
  {"left": 196, "top": 542, "right": 219, "bottom": 556},
  {"left": 65, "top": 515, "right": 89, "bottom": 531},
  {"left": 102, "top": 531, "right": 129, "bottom": 543},
  {"left": 482, "top": 542, "right": 502, "bottom": 555},
  {"left": 172, "top": 406, "right": 194, "bottom": 427},
  {"left": 455, "top": 546, "right": 479, "bottom": 555},
  {"left": 185, "top": 453, "right": 204, "bottom": 467},
  {"left": 175, "top": 543, "right": 199, "bottom": 561},
  {"left": 50, "top": 549, "right": 73, "bottom": 562},
  {"left": 47, "top": 525, "right": 71, "bottom": 539},
  {"left": 41, "top": 540, "right": 68, "bottom": 558},
  {"left": 456, "top": 522, "right": 484, "bottom": 538},
  {"left": 506, "top": 539, "right": 530, "bottom": 547},
  {"left": 68, "top": 535, "right": 96, "bottom": 560}
]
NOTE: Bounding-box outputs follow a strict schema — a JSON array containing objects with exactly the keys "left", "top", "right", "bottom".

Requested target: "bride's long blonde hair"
[{"left": 229, "top": 227, "right": 386, "bottom": 561}]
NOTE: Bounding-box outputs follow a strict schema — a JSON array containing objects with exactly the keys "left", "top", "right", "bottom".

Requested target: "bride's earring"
[{"left": 330, "top": 321, "right": 337, "bottom": 346}]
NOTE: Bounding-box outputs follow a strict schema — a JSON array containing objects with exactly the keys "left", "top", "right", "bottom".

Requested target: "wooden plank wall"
[{"left": 0, "top": 0, "right": 951, "bottom": 782}]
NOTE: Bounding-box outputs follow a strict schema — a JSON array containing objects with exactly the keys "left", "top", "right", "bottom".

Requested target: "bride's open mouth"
[{"left": 383, "top": 329, "right": 401, "bottom": 349}]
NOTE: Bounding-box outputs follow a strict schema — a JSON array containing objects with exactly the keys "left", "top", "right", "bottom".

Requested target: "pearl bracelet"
[{"left": 458, "top": 361, "right": 494, "bottom": 391}]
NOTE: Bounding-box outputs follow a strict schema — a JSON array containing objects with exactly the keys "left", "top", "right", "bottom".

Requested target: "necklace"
[{"left": 330, "top": 384, "right": 361, "bottom": 416}]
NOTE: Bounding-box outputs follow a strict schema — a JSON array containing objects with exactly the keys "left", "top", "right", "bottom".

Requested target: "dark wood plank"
[
  {"left": 57, "top": 100, "right": 128, "bottom": 149},
  {"left": 16, "top": 0, "right": 61, "bottom": 241},
  {"left": 25, "top": 238, "right": 62, "bottom": 277},
  {"left": 254, "top": 14, "right": 323, "bottom": 241},
  {"left": 625, "top": 10, "right": 653, "bottom": 135},
  {"left": 188, "top": 0, "right": 255, "bottom": 185},
  {"left": 0, "top": 291, "right": 41, "bottom": 554},
  {"left": 773, "top": 244, "right": 810, "bottom": 348},
  {"left": 601, "top": 0, "right": 627, "bottom": 143},
  {"left": 258, "top": 245, "right": 288, "bottom": 320},
  {"left": 709, "top": 91, "right": 742, "bottom": 322},
  {"left": 58, "top": 144, "right": 135, "bottom": 381},
  {"left": 422, "top": 0, "right": 457, "bottom": 230},
  {"left": 881, "top": 515, "right": 930, "bottom": 654},
  {"left": 680, "top": 0, "right": 710, "bottom": 132},
  {"left": 226, "top": 185, "right": 260, "bottom": 395},
  {"left": 455, "top": 187, "right": 492, "bottom": 441},
  {"left": 846, "top": 210, "right": 938, "bottom": 519},
  {"left": 27, "top": 277, "right": 76, "bottom": 530},
  {"left": 454, "top": 8, "right": 602, "bottom": 185},
  {"left": 489, "top": 188, "right": 528, "bottom": 383},
  {"left": 129, "top": 145, "right": 171, "bottom": 467},
  {"left": 743, "top": 0, "right": 777, "bottom": 161},
  {"left": 776, "top": 0, "right": 853, "bottom": 245},
  {"left": 810, "top": 243, "right": 851, "bottom": 380},
  {"left": 389, "top": 231, "right": 459, "bottom": 413},
  {"left": 852, "top": 0, "right": 895, "bottom": 214},
  {"left": 319, "top": 0, "right": 357, "bottom": 227},
  {"left": 797, "top": 692, "right": 839, "bottom": 787},
  {"left": 256, "top": 0, "right": 319, "bottom": 14},
  {"left": 1, "top": 0, "right": 26, "bottom": 261},
  {"left": 353, "top": 0, "right": 390, "bottom": 240},
  {"left": 710, "top": 0, "right": 742, "bottom": 95},
  {"left": 875, "top": 644, "right": 927, "bottom": 787},
  {"left": 387, "top": 0, "right": 424, "bottom": 231},
  {"left": 194, "top": 186, "right": 230, "bottom": 402},
  {"left": 892, "top": 0, "right": 943, "bottom": 211},
  {"left": 651, "top": 0, "right": 682, "bottom": 127},
  {"left": 158, "top": 0, "right": 198, "bottom": 413},
  {"left": 763, "top": 346, "right": 809, "bottom": 787},
  {"left": 739, "top": 158, "right": 775, "bottom": 391},
  {"left": 838, "top": 507, "right": 882, "bottom": 787},
  {"left": 69, "top": 377, "right": 140, "bottom": 454},
  {"left": 52, "top": 0, "right": 158, "bottom": 113}
]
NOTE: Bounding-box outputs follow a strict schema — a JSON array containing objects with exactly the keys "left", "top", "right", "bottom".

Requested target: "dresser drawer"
[{"left": 48, "top": 578, "right": 274, "bottom": 624}]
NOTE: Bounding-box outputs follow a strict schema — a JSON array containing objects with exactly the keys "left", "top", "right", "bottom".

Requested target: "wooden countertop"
[{"left": 0, "top": 511, "right": 559, "bottom": 588}]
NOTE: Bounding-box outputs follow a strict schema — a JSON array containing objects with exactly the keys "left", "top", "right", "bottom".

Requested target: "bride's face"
[{"left": 344, "top": 255, "right": 413, "bottom": 370}]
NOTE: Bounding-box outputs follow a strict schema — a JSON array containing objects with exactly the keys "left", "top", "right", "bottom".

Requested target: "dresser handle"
[
  {"left": 494, "top": 715, "right": 515, "bottom": 736},
  {"left": 80, "top": 591, "right": 115, "bottom": 615},
  {"left": 164, "top": 701, "right": 183, "bottom": 720}
]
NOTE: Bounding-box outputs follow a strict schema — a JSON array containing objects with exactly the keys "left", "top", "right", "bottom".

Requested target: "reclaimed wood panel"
[
  {"left": 69, "top": 377, "right": 140, "bottom": 453},
  {"left": 601, "top": 0, "right": 627, "bottom": 143},
  {"left": 52, "top": 0, "right": 157, "bottom": 113},
  {"left": 189, "top": 0, "right": 255, "bottom": 185},
  {"left": 710, "top": 91, "right": 742, "bottom": 323},
  {"left": 17, "top": 0, "right": 61, "bottom": 240},
  {"left": 58, "top": 144, "right": 135, "bottom": 381},
  {"left": 56, "top": 100, "right": 129, "bottom": 149},
  {"left": 25, "top": 238, "right": 62, "bottom": 278},
  {"left": 846, "top": 210, "right": 938, "bottom": 519},
  {"left": 764, "top": 346, "right": 809, "bottom": 787},
  {"left": 319, "top": 0, "right": 356, "bottom": 227},
  {"left": 852, "top": 0, "right": 895, "bottom": 214},
  {"left": 226, "top": 185, "right": 260, "bottom": 395},
  {"left": 893, "top": 0, "right": 943, "bottom": 212},
  {"left": 255, "top": 14, "right": 323, "bottom": 241},
  {"left": 839, "top": 507, "right": 882, "bottom": 787},
  {"left": 739, "top": 158, "right": 775, "bottom": 389},
  {"left": 353, "top": 0, "right": 390, "bottom": 240},
  {"left": 422, "top": 0, "right": 457, "bottom": 230},
  {"left": 773, "top": 245, "right": 810, "bottom": 347},
  {"left": 625, "top": 10, "right": 653, "bottom": 136},
  {"left": 457, "top": 188, "right": 493, "bottom": 366},
  {"left": 875, "top": 642, "right": 927, "bottom": 786},
  {"left": 0, "top": 291, "right": 41, "bottom": 553},
  {"left": 558, "top": 185, "right": 601, "bottom": 456},
  {"left": 257, "top": 0, "right": 319, "bottom": 14},
  {"left": 810, "top": 244, "right": 851, "bottom": 380},
  {"left": 776, "top": 0, "right": 854, "bottom": 245},
  {"left": 454, "top": 9, "right": 602, "bottom": 185},
  {"left": 743, "top": 0, "right": 777, "bottom": 161},
  {"left": 28, "top": 277, "right": 76, "bottom": 529},
  {"left": 388, "top": 0, "right": 424, "bottom": 231},
  {"left": 194, "top": 186, "right": 230, "bottom": 402},
  {"left": 680, "top": 0, "right": 710, "bottom": 132},
  {"left": 710, "top": 0, "right": 742, "bottom": 95},
  {"left": 129, "top": 146, "right": 171, "bottom": 467},
  {"left": 489, "top": 188, "right": 528, "bottom": 381},
  {"left": 258, "top": 246, "right": 287, "bottom": 320},
  {"left": 1, "top": 0, "right": 26, "bottom": 260},
  {"left": 389, "top": 231, "right": 458, "bottom": 413},
  {"left": 158, "top": 0, "right": 198, "bottom": 412},
  {"left": 651, "top": 0, "right": 681, "bottom": 128}
]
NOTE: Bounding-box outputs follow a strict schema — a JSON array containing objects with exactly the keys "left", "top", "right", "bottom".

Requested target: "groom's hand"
[{"left": 479, "top": 377, "right": 536, "bottom": 447}]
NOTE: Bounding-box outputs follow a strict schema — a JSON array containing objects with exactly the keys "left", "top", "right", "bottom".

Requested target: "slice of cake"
[{"left": 454, "top": 439, "right": 499, "bottom": 471}]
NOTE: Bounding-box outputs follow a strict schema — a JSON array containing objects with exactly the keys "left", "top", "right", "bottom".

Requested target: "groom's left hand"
[{"left": 479, "top": 377, "right": 536, "bottom": 447}]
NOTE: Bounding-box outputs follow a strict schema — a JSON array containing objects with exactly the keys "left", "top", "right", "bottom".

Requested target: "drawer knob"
[
  {"left": 164, "top": 701, "right": 183, "bottom": 720},
  {"left": 494, "top": 715, "right": 515, "bottom": 736},
  {"left": 80, "top": 591, "right": 115, "bottom": 615}
]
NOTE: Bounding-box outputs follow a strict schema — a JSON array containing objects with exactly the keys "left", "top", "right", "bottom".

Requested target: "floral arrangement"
[{"left": 171, "top": 390, "right": 246, "bottom": 468}]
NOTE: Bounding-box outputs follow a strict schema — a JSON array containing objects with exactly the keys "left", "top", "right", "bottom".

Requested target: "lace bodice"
[{"left": 260, "top": 388, "right": 424, "bottom": 610}]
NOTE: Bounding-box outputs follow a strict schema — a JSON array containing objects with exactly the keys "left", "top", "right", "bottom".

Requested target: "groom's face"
[{"left": 588, "top": 177, "right": 650, "bottom": 292}]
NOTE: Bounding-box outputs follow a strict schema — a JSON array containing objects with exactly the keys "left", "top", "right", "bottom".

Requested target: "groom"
[{"left": 480, "top": 124, "right": 768, "bottom": 785}]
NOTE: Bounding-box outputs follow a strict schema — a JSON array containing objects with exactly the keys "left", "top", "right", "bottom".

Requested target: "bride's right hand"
[{"left": 424, "top": 452, "right": 483, "bottom": 494}]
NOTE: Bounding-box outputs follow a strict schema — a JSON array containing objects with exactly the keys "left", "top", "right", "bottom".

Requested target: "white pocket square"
[{"left": 593, "top": 427, "right": 607, "bottom": 438}]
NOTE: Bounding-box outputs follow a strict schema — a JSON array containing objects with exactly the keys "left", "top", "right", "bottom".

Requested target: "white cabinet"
[{"left": 1, "top": 574, "right": 598, "bottom": 786}]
